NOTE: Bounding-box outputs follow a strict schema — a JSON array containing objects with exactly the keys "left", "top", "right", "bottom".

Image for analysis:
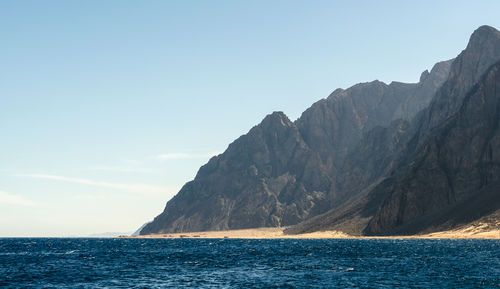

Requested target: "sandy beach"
[{"left": 122, "top": 222, "right": 500, "bottom": 239}]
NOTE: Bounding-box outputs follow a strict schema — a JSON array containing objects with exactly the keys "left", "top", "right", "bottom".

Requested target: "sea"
[{"left": 0, "top": 238, "right": 498, "bottom": 288}]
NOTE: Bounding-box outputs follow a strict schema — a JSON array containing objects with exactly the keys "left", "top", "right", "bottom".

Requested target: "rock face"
[
  {"left": 297, "top": 60, "right": 452, "bottom": 172},
  {"left": 141, "top": 25, "right": 500, "bottom": 235},
  {"left": 141, "top": 112, "right": 334, "bottom": 234},
  {"left": 365, "top": 60, "right": 500, "bottom": 235},
  {"left": 362, "top": 26, "right": 500, "bottom": 235},
  {"left": 288, "top": 25, "right": 500, "bottom": 236}
]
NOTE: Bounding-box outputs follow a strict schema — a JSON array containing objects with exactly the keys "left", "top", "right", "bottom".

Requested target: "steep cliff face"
[
  {"left": 393, "top": 60, "right": 453, "bottom": 120},
  {"left": 284, "top": 119, "right": 416, "bottom": 236},
  {"left": 295, "top": 61, "right": 451, "bottom": 171},
  {"left": 141, "top": 26, "right": 499, "bottom": 236},
  {"left": 287, "top": 25, "right": 500, "bottom": 236},
  {"left": 365, "top": 61, "right": 500, "bottom": 235},
  {"left": 424, "top": 26, "right": 500, "bottom": 130},
  {"left": 141, "top": 112, "right": 333, "bottom": 234},
  {"left": 361, "top": 26, "right": 500, "bottom": 235},
  {"left": 141, "top": 61, "right": 449, "bottom": 235}
]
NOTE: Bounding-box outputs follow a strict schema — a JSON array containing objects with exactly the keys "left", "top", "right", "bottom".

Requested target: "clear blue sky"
[{"left": 1, "top": 0, "right": 499, "bottom": 236}]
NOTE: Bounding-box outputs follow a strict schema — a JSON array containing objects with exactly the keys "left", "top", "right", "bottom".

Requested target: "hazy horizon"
[{"left": 2, "top": 0, "right": 500, "bottom": 237}]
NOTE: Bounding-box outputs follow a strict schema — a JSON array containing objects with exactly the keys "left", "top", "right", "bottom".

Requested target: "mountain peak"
[
  {"left": 467, "top": 25, "right": 500, "bottom": 49},
  {"left": 422, "top": 25, "right": 500, "bottom": 129},
  {"left": 472, "top": 25, "right": 499, "bottom": 37},
  {"left": 260, "top": 111, "right": 293, "bottom": 128},
  {"left": 419, "top": 69, "right": 430, "bottom": 82},
  {"left": 141, "top": 25, "right": 500, "bottom": 236}
]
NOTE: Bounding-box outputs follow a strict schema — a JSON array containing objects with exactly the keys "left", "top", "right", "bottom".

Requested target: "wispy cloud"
[
  {"left": 157, "top": 152, "right": 220, "bottom": 161},
  {"left": 0, "top": 190, "right": 37, "bottom": 207},
  {"left": 12, "top": 174, "right": 174, "bottom": 195},
  {"left": 88, "top": 166, "right": 154, "bottom": 173}
]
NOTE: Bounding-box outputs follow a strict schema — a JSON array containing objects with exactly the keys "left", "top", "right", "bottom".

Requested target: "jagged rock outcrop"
[
  {"left": 141, "top": 61, "right": 449, "bottom": 234},
  {"left": 362, "top": 25, "right": 500, "bottom": 235},
  {"left": 365, "top": 60, "right": 500, "bottom": 235},
  {"left": 393, "top": 60, "right": 453, "bottom": 120},
  {"left": 141, "top": 112, "right": 334, "bottom": 234},
  {"left": 288, "top": 25, "right": 500, "bottom": 236},
  {"left": 425, "top": 26, "right": 500, "bottom": 130},
  {"left": 141, "top": 25, "right": 500, "bottom": 235},
  {"left": 296, "top": 61, "right": 451, "bottom": 171}
]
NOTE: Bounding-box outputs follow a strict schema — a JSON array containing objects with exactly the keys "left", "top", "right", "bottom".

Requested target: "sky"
[{"left": 1, "top": 0, "right": 500, "bottom": 237}]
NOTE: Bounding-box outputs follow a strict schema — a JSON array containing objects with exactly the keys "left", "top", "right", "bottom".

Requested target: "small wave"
[{"left": 0, "top": 252, "right": 32, "bottom": 256}]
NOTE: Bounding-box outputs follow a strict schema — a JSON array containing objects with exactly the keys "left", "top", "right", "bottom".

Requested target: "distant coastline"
[{"left": 121, "top": 223, "right": 500, "bottom": 240}]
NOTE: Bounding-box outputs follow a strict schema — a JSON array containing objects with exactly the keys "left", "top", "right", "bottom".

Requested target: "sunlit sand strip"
[{"left": 120, "top": 224, "right": 499, "bottom": 239}]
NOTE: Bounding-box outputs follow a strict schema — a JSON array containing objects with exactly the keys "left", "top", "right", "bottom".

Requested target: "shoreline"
[{"left": 121, "top": 225, "right": 500, "bottom": 240}]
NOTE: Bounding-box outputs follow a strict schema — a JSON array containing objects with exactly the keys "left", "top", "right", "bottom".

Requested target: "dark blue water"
[{"left": 0, "top": 238, "right": 498, "bottom": 288}]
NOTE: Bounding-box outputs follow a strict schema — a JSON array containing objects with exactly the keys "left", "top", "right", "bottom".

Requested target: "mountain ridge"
[
  {"left": 288, "top": 25, "right": 500, "bottom": 235},
  {"left": 140, "top": 25, "right": 500, "bottom": 236}
]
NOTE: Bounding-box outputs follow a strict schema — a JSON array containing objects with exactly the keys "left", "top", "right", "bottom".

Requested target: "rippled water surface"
[{"left": 0, "top": 238, "right": 499, "bottom": 288}]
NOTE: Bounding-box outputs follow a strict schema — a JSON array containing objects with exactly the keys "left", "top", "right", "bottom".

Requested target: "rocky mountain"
[
  {"left": 288, "top": 25, "right": 500, "bottom": 236},
  {"left": 141, "top": 112, "right": 334, "bottom": 234},
  {"left": 362, "top": 25, "right": 500, "bottom": 235},
  {"left": 365, "top": 60, "right": 500, "bottom": 235},
  {"left": 297, "top": 59, "right": 452, "bottom": 172},
  {"left": 141, "top": 25, "right": 500, "bottom": 236}
]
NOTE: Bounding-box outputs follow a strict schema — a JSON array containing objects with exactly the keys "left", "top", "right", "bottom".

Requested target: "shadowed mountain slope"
[
  {"left": 365, "top": 60, "right": 500, "bottom": 235},
  {"left": 141, "top": 112, "right": 334, "bottom": 233},
  {"left": 287, "top": 25, "right": 500, "bottom": 236},
  {"left": 141, "top": 26, "right": 499, "bottom": 235}
]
